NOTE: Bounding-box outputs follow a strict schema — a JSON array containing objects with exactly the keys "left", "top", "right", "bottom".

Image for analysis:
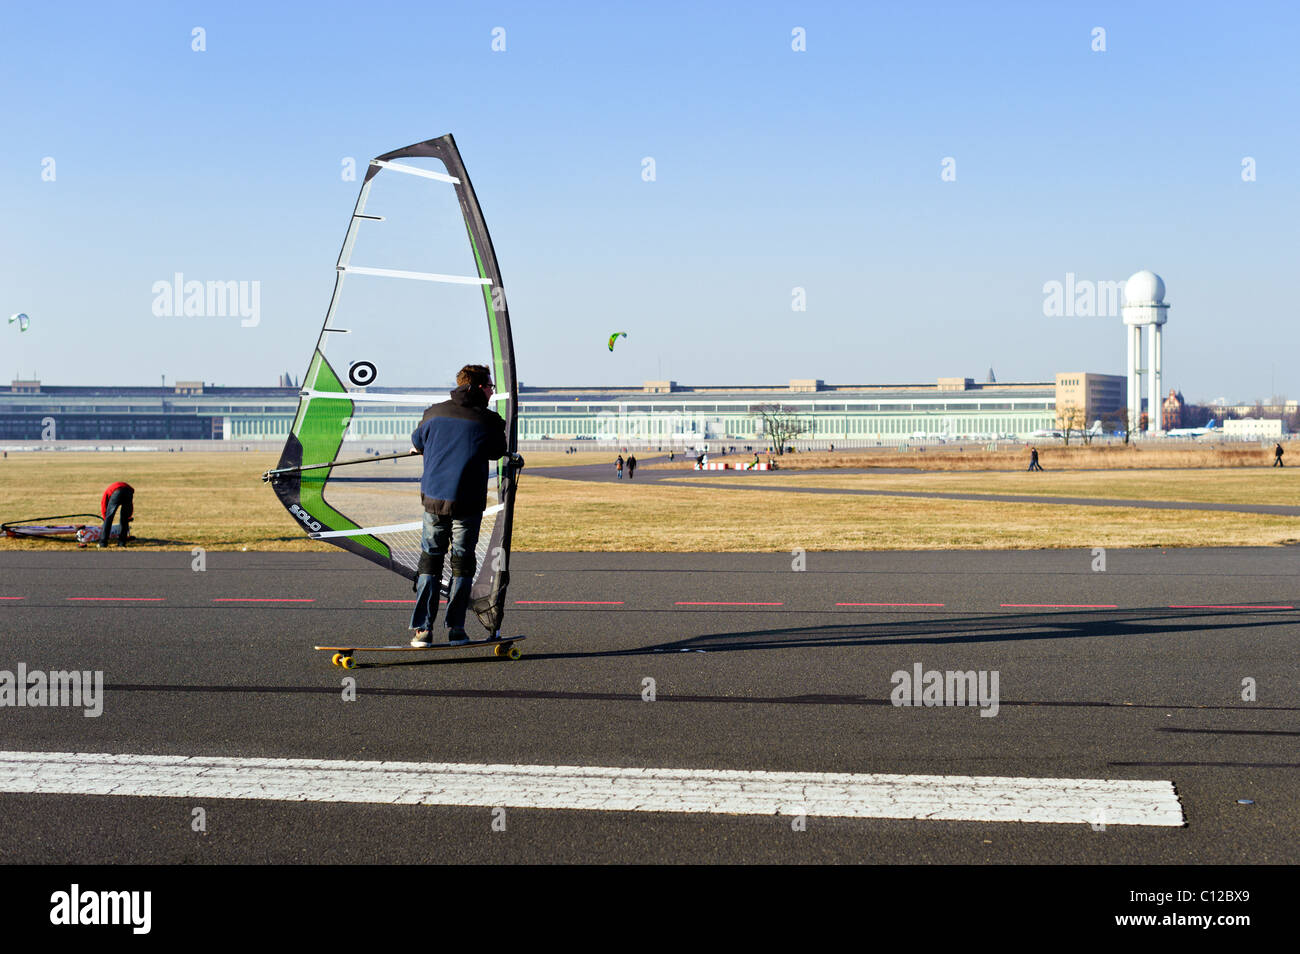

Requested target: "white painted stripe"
[
  {"left": 339, "top": 265, "right": 489, "bottom": 286},
  {"left": 301, "top": 389, "right": 510, "bottom": 406},
  {"left": 311, "top": 505, "right": 504, "bottom": 539},
  {"left": 370, "top": 159, "right": 460, "bottom": 184},
  {"left": 0, "top": 752, "right": 1184, "bottom": 826}
]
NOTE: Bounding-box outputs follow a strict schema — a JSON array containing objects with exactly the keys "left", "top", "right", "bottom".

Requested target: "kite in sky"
[
  {"left": 608, "top": 332, "right": 627, "bottom": 352},
  {"left": 8, "top": 313, "right": 30, "bottom": 332}
]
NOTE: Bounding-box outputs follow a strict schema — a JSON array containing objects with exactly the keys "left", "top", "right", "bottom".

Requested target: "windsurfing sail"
[
  {"left": 2, "top": 514, "right": 113, "bottom": 542},
  {"left": 267, "top": 134, "right": 520, "bottom": 634}
]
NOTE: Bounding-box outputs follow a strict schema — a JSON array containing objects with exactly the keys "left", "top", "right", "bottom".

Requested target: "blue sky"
[{"left": 1, "top": 1, "right": 1297, "bottom": 401}]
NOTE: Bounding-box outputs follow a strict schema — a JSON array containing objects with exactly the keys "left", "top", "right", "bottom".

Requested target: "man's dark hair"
[{"left": 456, "top": 364, "right": 492, "bottom": 389}]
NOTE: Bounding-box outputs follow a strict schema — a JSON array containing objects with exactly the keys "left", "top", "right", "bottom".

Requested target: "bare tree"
[
  {"left": 752, "top": 404, "right": 810, "bottom": 456},
  {"left": 1103, "top": 408, "right": 1133, "bottom": 444},
  {"left": 1059, "top": 404, "right": 1083, "bottom": 447}
]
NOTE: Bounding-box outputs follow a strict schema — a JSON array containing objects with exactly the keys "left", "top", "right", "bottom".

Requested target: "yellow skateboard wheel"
[
  {"left": 331, "top": 653, "right": 342, "bottom": 667},
  {"left": 340, "top": 655, "right": 355, "bottom": 669},
  {"left": 507, "top": 647, "right": 522, "bottom": 661},
  {"left": 494, "top": 644, "right": 507, "bottom": 657}
]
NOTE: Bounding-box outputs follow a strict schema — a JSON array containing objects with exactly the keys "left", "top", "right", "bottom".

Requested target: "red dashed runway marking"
[
  {"left": 675, "top": 601, "right": 784, "bottom": 606},
  {"left": 516, "top": 600, "right": 625, "bottom": 605},
  {"left": 37, "top": 596, "right": 1294, "bottom": 612},
  {"left": 0, "top": 597, "right": 24, "bottom": 601},
  {"left": 66, "top": 597, "right": 165, "bottom": 601},
  {"left": 837, "top": 602, "right": 945, "bottom": 607},
  {"left": 1000, "top": 603, "right": 1119, "bottom": 609},
  {"left": 212, "top": 598, "right": 315, "bottom": 603}
]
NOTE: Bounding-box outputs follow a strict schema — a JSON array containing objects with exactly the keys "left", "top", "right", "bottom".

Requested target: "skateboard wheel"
[
  {"left": 507, "top": 647, "right": 522, "bottom": 661},
  {"left": 340, "top": 655, "right": 355, "bottom": 669},
  {"left": 494, "top": 643, "right": 507, "bottom": 657},
  {"left": 331, "top": 653, "right": 342, "bottom": 667}
]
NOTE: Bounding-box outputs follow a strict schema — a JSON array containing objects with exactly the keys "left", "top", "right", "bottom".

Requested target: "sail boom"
[
  {"left": 312, "top": 505, "right": 505, "bottom": 540},
  {"left": 300, "top": 389, "right": 509, "bottom": 405}
]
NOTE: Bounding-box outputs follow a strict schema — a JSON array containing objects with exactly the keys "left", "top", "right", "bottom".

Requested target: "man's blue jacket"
[{"left": 411, "top": 385, "right": 507, "bottom": 517}]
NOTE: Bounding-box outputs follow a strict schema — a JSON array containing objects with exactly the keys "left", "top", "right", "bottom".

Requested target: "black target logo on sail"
[{"left": 348, "top": 361, "right": 377, "bottom": 386}]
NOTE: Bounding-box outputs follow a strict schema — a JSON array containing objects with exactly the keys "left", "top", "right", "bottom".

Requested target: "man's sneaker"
[
  {"left": 447, "top": 629, "right": 470, "bottom": 646},
  {"left": 410, "top": 631, "right": 433, "bottom": 648}
]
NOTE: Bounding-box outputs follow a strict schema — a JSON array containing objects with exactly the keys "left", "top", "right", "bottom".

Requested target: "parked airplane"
[
  {"left": 1029, "top": 421, "right": 1103, "bottom": 439},
  {"left": 1166, "top": 419, "right": 1217, "bottom": 438}
]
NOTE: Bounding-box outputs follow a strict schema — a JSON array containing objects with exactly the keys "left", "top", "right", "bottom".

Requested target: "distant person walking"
[
  {"left": 1274, "top": 443, "right": 1284, "bottom": 467},
  {"left": 1028, "top": 447, "right": 1044, "bottom": 472},
  {"left": 626, "top": 454, "right": 637, "bottom": 479},
  {"left": 615, "top": 454, "right": 624, "bottom": 479},
  {"left": 99, "top": 481, "right": 134, "bottom": 548}
]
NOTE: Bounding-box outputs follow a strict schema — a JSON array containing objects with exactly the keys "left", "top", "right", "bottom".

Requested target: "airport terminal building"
[{"left": 0, "top": 373, "right": 1128, "bottom": 446}]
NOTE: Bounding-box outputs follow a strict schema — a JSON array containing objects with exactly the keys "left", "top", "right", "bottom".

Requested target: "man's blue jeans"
[
  {"left": 100, "top": 489, "right": 131, "bottom": 545},
  {"left": 409, "top": 510, "right": 482, "bottom": 633}
]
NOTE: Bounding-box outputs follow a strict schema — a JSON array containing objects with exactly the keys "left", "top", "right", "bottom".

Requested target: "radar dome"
[{"left": 1125, "top": 270, "right": 1165, "bottom": 305}]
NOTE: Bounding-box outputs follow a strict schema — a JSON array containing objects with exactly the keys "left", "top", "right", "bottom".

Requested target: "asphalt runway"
[{"left": 0, "top": 548, "right": 1296, "bottom": 863}]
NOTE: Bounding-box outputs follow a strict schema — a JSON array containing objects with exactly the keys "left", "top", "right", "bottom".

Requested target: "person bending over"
[{"left": 99, "top": 481, "right": 134, "bottom": 548}]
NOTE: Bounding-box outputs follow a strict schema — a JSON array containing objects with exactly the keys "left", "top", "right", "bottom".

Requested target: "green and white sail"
[{"left": 268, "top": 134, "right": 519, "bottom": 633}]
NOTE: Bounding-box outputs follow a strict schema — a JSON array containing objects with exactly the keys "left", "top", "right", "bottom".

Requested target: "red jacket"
[{"left": 101, "top": 482, "right": 134, "bottom": 520}]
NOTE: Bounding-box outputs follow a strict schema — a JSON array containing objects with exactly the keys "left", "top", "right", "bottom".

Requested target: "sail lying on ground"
[
  {"left": 269, "top": 134, "right": 519, "bottom": 634},
  {"left": 2, "top": 514, "right": 108, "bottom": 540}
]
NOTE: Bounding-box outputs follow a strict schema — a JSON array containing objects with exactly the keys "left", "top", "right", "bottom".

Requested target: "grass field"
[
  {"left": 2, "top": 451, "right": 1298, "bottom": 552},
  {"left": 681, "top": 468, "right": 1300, "bottom": 507},
  {"left": 650, "top": 442, "right": 1282, "bottom": 472}
]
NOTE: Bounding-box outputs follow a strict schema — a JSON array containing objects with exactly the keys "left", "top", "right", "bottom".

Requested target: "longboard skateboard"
[{"left": 314, "top": 635, "right": 526, "bottom": 669}]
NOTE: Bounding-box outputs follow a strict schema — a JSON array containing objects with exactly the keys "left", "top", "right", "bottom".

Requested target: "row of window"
[
  {"left": 3, "top": 408, "right": 1054, "bottom": 441},
  {"left": 521, "top": 402, "right": 1052, "bottom": 414},
  {"left": 0, "top": 405, "right": 290, "bottom": 414},
  {"left": 518, "top": 415, "right": 1053, "bottom": 438}
]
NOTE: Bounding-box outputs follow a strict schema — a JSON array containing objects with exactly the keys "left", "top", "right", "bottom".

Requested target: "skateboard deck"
[{"left": 314, "top": 635, "right": 526, "bottom": 668}]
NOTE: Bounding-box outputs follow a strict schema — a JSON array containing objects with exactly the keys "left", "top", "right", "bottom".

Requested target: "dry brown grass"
[
  {"left": 681, "top": 468, "right": 1300, "bottom": 507},
  {"left": 0, "top": 452, "right": 305, "bottom": 552},
  {"left": 511, "top": 477, "right": 1300, "bottom": 551},
  {"left": 650, "top": 442, "right": 1279, "bottom": 472},
  {"left": 2, "top": 451, "right": 1298, "bottom": 553},
  {"left": 513, "top": 451, "right": 600, "bottom": 468}
]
